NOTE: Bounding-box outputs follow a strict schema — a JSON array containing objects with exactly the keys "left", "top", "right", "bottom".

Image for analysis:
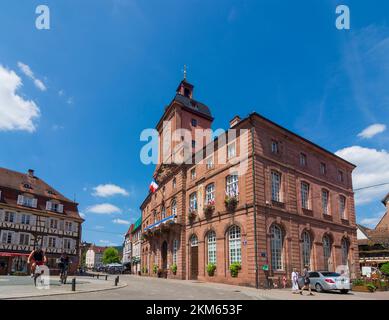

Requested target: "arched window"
[
  {"left": 323, "top": 235, "right": 332, "bottom": 271},
  {"left": 341, "top": 238, "right": 349, "bottom": 266},
  {"left": 302, "top": 231, "right": 311, "bottom": 267},
  {"left": 207, "top": 231, "right": 216, "bottom": 265},
  {"left": 190, "top": 234, "right": 198, "bottom": 247},
  {"left": 189, "top": 192, "right": 197, "bottom": 210},
  {"left": 271, "top": 171, "right": 282, "bottom": 202},
  {"left": 229, "top": 225, "right": 241, "bottom": 264},
  {"left": 270, "top": 224, "right": 283, "bottom": 271},
  {"left": 161, "top": 205, "right": 166, "bottom": 219},
  {"left": 172, "top": 239, "right": 179, "bottom": 264},
  {"left": 205, "top": 183, "right": 215, "bottom": 204},
  {"left": 226, "top": 174, "right": 239, "bottom": 197},
  {"left": 171, "top": 198, "right": 177, "bottom": 216}
]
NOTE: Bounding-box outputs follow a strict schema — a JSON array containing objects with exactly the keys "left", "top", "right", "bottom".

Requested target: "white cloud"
[
  {"left": 92, "top": 184, "right": 129, "bottom": 198},
  {"left": 99, "top": 240, "right": 118, "bottom": 246},
  {"left": 112, "top": 218, "right": 130, "bottom": 225},
  {"left": 0, "top": 65, "right": 40, "bottom": 132},
  {"left": 86, "top": 203, "right": 121, "bottom": 215},
  {"left": 17, "top": 62, "right": 47, "bottom": 91},
  {"left": 359, "top": 216, "right": 382, "bottom": 228},
  {"left": 79, "top": 212, "right": 86, "bottom": 218},
  {"left": 336, "top": 146, "right": 389, "bottom": 205},
  {"left": 52, "top": 124, "right": 64, "bottom": 131},
  {"left": 357, "top": 124, "right": 386, "bottom": 139},
  {"left": 95, "top": 225, "right": 104, "bottom": 230}
]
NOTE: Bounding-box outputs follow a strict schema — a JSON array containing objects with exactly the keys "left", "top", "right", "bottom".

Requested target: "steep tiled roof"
[
  {"left": 0, "top": 167, "right": 82, "bottom": 220},
  {"left": 172, "top": 94, "right": 213, "bottom": 119},
  {"left": 0, "top": 167, "right": 73, "bottom": 202}
]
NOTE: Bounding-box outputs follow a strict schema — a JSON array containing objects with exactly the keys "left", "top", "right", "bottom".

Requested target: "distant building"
[
  {"left": 122, "top": 224, "right": 134, "bottom": 271},
  {"left": 0, "top": 168, "right": 83, "bottom": 275},
  {"left": 358, "top": 193, "right": 389, "bottom": 269},
  {"left": 85, "top": 246, "right": 105, "bottom": 268},
  {"left": 131, "top": 217, "right": 142, "bottom": 274}
]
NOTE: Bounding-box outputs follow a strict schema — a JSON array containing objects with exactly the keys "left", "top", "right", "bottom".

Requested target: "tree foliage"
[{"left": 102, "top": 247, "right": 120, "bottom": 264}]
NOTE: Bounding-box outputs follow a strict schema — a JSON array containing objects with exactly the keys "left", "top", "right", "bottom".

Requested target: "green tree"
[
  {"left": 102, "top": 247, "right": 120, "bottom": 264},
  {"left": 380, "top": 262, "right": 389, "bottom": 275}
]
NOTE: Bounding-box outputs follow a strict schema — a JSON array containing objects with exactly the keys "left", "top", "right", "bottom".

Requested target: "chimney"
[
  {"left": 28, "top": 169, "right": 34, "bottom": 177},
  {"left": 229, "top": 115, "right": 241, "bottom": 128}
]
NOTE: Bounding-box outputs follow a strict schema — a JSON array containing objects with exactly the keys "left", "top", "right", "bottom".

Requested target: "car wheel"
[
  {"left": 340, "top": 289, "right": 349, "bottom": 294},
  {"left": 315, "top": 283, "right": 323, "bottom": 293}
]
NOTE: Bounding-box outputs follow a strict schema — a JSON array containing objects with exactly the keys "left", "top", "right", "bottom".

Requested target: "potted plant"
[
  {"left": 207, "top": 263, "right": 216, "bottom": 276},
  {"left": 367, "top": 283, "right": 377, "bottom": 292},
  {"left": 204, "top": 200, "right": 215, "bottom": 217},
  {"left": 152, "top": 264, "right": 158, "bottom": 275},
  {"left": 170, "top": 263, "right": 177, "bottom": 275},
  {"left": 229, "top": 262, "right": 241, "bottom": 277},
  {"left": 188, "top": 207, "right": 197, "bottom": 221},
  {"left": 224, "top": 195, "right": 238, "bottom": 212}
]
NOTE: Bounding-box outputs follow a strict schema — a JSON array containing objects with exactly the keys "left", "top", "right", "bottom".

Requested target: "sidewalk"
[{"left": 0, "top": 275, "right": 127, "bottom": 300}]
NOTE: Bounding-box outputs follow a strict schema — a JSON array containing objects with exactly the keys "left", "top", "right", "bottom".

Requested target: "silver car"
[{"left": 298, "top": 271, "right": 350, "bottom": 294}]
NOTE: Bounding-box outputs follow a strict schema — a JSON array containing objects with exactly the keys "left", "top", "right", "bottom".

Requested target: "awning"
[
  {"left": 0, "top": 252, "right": 29, "bottom": 257},
  {"left": 144, "top": 214, "right": 176, "bottom": 231}
]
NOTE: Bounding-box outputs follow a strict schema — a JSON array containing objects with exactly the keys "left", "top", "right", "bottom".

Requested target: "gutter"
[{"left": 249, "top": 116, "right": 259, "bottom": 289}]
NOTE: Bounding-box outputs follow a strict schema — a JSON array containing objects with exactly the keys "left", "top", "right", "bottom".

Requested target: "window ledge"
[
  {"left": 302, "top": 208, "right": 313, "bottom": 216},
  {"left": 271, "top": 200, "right": 285, "bottom": 209},
  {"left": 323, "top": 214, "right": 333, "bottom": 221}
]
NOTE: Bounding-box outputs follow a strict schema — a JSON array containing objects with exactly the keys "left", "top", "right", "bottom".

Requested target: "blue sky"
[{"left": 0, "top": 0, "right": 389, "bottom": 246}]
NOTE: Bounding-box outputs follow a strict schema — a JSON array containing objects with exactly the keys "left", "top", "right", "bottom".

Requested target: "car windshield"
[{"left": 320, "top": 272, "right": 341, "bottom": 277}]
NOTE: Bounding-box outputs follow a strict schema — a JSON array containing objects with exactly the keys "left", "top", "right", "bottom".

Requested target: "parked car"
[{"left": 298, "top": 271, "right": 350, "bottom": 294}]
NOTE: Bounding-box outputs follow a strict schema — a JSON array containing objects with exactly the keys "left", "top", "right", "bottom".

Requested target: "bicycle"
[
  {"left": 59, "top": 265, "right": 68, "bottom": 284},
  {"left": 33, "top": 262, "right": 45, "bottom": 287}
]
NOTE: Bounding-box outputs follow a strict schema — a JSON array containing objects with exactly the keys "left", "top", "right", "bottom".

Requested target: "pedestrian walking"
[
  {"left": 291, "top": 268, "right": 299, "bottom": 293},
  {"left": 300, "top": 266, "right": 314, "bottom": 296},
  {"left": 282, "top": 275, "right": 287, "bottom": 289}
]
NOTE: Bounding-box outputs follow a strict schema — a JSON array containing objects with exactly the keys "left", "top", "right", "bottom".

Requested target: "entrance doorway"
[
  {"left": 190, "top": 235, "right": 199, "bottom": 280},
  {"left": 161, "top": 241, "right": 168, "bottom": 271}
]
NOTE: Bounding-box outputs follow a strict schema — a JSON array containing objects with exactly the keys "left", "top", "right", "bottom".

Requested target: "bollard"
[
  {"left": 105, "top": 275, "right": 108, "bottom": 281},
  {"left": 115, "top": 276, "right": 119, "bottom": 286},
  {"left": 71, "top": 278, "right": 76, "bottom": 291},
  {"left": 97, "top": 274, "right": 99, "bottom": 279}
]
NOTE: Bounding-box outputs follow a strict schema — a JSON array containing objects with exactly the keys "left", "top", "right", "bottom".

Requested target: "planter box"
[{"left": 352, "top": 286, "right": 372, "bottom": 293}]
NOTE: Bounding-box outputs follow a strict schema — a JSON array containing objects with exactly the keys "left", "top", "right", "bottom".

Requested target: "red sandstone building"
[
  {"left": 139, "top": 79, "right": 358, "bottom": 287},
  {"left": 0, "top": 168, "right": 83, "bottom": 275}
]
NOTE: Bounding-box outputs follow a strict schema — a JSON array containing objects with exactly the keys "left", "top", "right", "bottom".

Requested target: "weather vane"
[{"left": 182, "top": 64, "right": 187, "bottom": 80}]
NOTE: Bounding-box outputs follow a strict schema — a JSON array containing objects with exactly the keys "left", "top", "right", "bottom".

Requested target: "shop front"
[{"left": 0, "top": 253, "right": 30, "bottom": 275}]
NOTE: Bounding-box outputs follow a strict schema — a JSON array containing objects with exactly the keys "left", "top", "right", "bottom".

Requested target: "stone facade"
[{"left": 139, "top": 80, "right": 358, "bottom": 287}]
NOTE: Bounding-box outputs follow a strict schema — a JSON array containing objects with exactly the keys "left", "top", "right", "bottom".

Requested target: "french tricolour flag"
[{"left": 149, "top": 181, "right": 159, "bottom": 193}]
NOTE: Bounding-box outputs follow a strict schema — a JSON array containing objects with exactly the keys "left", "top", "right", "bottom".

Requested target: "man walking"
[{"left": 300, "top": 266, "right": 314, "bottom": 296}]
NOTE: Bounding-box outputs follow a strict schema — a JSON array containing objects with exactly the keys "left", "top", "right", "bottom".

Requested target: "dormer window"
[
  {"left": 17, "top": 195, "right": 37, "bottom": 208},
  {"left": 184, "top": 88, "right": 191, "bottom": 97},
  {"left": 23, "top": 183, "right": 32, "bottom": 189},
  {"left": 47, "top": 190, "right": 56, "bottom": 195},
  {"left": 46, "top": 201, "right": 64, "bottom": 213}
]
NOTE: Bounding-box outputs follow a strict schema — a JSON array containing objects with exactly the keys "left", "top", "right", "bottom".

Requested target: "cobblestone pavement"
[{"left": 9, "top": 275, "right": 389, "bottom": 300}]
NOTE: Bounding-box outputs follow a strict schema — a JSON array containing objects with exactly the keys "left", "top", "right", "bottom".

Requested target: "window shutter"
[
  {"left": 59, "top": 220, "right": 64, "bottom": 231},
  {"left": 30, "top": 215, "right": 36, "bottom": 226},
  {"left": 1, "top": 231, "right": 6, "bottom": 243},
  {"left": 43, "top": 236, "right": 48, "bottom": 249},
  {"left": 11, "top": 232, "right": 16, "bottom": 244},
  {"left": 73, "top": 223, "right": 78, "bottom": 233},
  {"left": 45, "top": 218, "right": 50, "bottom": 229},
  {"left": 56, "top": 237, "right": 62, "bottom": 249},
  {"left": 17, "top": 195, "right": 24, "bottom": 205},
  {"left": 0, "top": 210, "right": 3, "bottom": 222},
  {"left": 15, "top": 213, "right": 21, "bottom": 224},
  {"left": 58, "top": 204, "right": 64, "bottom": 213},
  {"left": 32, "top": 198, "right": 38, "bottom": 208},
  {"left": 46, "top": 201, "right": 52, "bottom": 211}
]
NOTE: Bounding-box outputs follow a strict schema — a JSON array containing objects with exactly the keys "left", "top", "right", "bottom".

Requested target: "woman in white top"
[{"left": 291, "top": 268, "right": 299, "bottom": 293}]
